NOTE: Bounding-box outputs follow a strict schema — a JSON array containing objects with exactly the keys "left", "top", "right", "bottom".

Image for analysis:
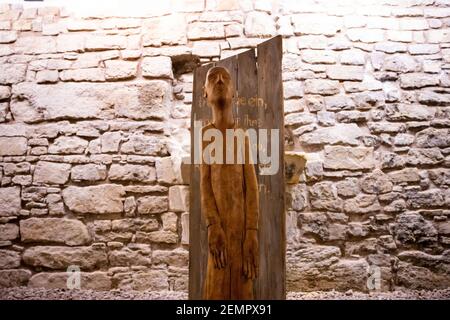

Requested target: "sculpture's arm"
[
  {"left": 200, "top": 161, "right": 227, "bottom": 269},
  {"left": 243, "top": 134, "right": 259, "bottom": 230},
  {"left": 200, "top": 162, "right": 221, "bottom": 228},
  {"left": 243, "top": 134, "right": 259, "bottom": 279}
]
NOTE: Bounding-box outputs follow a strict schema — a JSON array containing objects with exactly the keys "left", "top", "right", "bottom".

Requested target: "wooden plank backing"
[
  {"left": 189, "top": 62, "right": 210, "bottom": 300},
  {"left": 255, "top": 35, "right": 286, "bottom": 300}
]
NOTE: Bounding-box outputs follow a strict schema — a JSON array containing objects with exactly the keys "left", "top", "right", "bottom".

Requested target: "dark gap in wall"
[{"left": 171, "top": 54, "right": 201, "bottom": 78}]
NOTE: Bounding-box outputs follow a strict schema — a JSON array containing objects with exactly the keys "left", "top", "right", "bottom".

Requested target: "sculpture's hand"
[
  {"left": 208, "top": 223, "right": 227, "bottom": 269},
  {"left": 243, "top": 229, "right": 258, "bottom": 279}
]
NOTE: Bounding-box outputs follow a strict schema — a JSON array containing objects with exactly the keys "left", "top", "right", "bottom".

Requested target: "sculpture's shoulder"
[
  {"left": 201, "top": 122, "right": 215, "bottom": 136},
  {"left": 200, "top": 123, "right": 214, "bottom": 148}
]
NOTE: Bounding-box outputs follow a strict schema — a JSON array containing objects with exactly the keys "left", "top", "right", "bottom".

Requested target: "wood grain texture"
[
  {"left": 255, "top": 35, "right": 286, "bottom": 300},
  {"left": 189, "top": 35, "right": 285, "bottom": 299},
  {"left": 189, "top": 62, "right": 210, "bottom": 300}
]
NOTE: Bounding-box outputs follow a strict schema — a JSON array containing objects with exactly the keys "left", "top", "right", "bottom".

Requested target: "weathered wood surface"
[
  {"left": 189, "top": 35, "right": 285, "bottom": 300},
  {"left": 254, "top": 35, "right": 285, "bottom": 300}
]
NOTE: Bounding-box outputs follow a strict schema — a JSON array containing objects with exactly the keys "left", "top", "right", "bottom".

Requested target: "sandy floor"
[{"left": 1, "top": 287, "right": 450, "bottom": 300}]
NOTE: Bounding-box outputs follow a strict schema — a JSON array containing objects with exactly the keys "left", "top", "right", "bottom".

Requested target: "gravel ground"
[
  {"left": 1, "top": 287, "right": 450, "bottom": 300},
  {"left": 288, "top": 288, "right": 450, "bottom": 300}
]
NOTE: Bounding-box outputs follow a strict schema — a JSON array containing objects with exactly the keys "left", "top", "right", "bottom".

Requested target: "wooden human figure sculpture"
[{"left": 200, "top": 66, "right": 260, "bottom": 300}]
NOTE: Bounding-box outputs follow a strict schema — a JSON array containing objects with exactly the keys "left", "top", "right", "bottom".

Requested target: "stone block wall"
[{"left": 0, "top": 0, "right": 449, "bottom": 293}]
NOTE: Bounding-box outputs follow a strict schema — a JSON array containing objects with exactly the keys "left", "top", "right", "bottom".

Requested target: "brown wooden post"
[
  {"left": 255, "top": 35, "right": 286, "bottom": 300},
  {"left": 189, "top": 35, "right": 285, "bottom": 299}
]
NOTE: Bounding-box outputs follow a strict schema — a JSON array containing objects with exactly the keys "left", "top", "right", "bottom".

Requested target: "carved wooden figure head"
[{"left": 202, "top": 66, "right": 235, "bottom": 109}]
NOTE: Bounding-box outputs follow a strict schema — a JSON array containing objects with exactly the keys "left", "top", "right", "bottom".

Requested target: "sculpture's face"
[{"left": 203, "top": 66, "right": 234, "bottom": 108}]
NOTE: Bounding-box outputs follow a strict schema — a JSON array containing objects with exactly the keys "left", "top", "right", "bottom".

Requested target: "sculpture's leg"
[
  {"left": 231, "top": 272, "right": 253, "bottom": 300},
  {"left": 203, "top": 253, "right": 230, "bottom": 299}
]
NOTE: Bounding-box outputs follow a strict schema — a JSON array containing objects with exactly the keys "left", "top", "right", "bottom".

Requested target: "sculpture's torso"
[{"left": 202, "top": 123, "right": 254, "bottom": 299}]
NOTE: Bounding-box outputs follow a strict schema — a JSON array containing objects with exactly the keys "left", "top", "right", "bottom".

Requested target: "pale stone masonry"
[{"left": 0, "top": 0, "right": 449, "bottom": 293}]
